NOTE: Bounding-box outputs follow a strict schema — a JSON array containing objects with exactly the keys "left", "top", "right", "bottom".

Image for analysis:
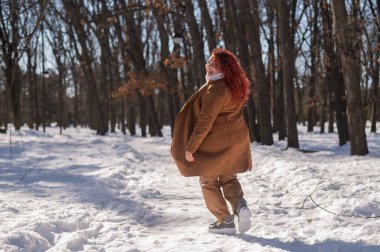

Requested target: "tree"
[
  {"left": 120, "top": 0, "right": 162, "bottom": 137},
  {"left": 277, "top": 0, "right": 299, "bottom": 149},
  {"left": 198, "top": 0, "right": 217, "bottom": 51},
  {"left": 152, "top": 1, "right": 180, "bottom": 136},
  {"left": 320, "top": 0, "right": 349, "bottom": 145},
  {"left": 239, "top": 0, "right": 273, "bottom": 145},
  {"left": 62, "top": 0, "right": 108, "bottom": 135},
  {"left": 0, "top": 0, "right": 47, "bottom": 130},
  {"left": 368, "top": 0, "right": 379, "bottom": 133},
  {"left": 182, "top": 0, "right": 206, "bottom": 87},
  {"left": 332, "top": 0, "right": 369, "bottom": 155},
  {"left": 307, "top": 0, "right": 319, "bottom": 132}
]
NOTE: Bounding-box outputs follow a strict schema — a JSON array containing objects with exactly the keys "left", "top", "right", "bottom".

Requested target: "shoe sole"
[
  {"left": 238, "top": 207, "right": 251, "bottom": 233},
  {"left": 208, "top": 227, "right": 236, "bottom": 235}
]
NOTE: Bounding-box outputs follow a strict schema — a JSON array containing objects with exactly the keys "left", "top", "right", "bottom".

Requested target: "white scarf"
[{"left": 205, "top": 72, "right": 225, "bottom": 82}]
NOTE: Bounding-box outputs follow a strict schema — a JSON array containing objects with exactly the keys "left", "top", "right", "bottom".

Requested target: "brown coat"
[{"left": 170, "top": 78, "right": 252, "bottom": 177}]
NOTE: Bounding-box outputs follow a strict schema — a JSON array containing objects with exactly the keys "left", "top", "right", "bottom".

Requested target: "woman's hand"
[{"left": 185, "top": 151, "right": 195, "bottom": 162}]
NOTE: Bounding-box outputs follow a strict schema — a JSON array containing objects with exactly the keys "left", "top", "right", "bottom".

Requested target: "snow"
[{"left": 0, "top": 124, "right": 379, "bottom": 252}]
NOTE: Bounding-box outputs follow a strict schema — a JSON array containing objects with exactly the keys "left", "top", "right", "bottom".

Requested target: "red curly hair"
[{"left": 212, "top": 48, "right": 250, "bottom": 107}]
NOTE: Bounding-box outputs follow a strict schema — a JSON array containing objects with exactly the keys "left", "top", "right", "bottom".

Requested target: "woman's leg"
[
  {"left": 199, "top": 176, "right": 230, "bottom": 222},
  {"left": 219, "top": 174, "right": 251, "bottom": 233},
  {"left": 219, "top": 174, "right": 244, "bottom": 214}
]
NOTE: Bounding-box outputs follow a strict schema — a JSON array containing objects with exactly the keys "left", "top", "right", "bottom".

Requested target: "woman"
[{"left": 171, "top": 48, "right": 252, "bottom": 235}]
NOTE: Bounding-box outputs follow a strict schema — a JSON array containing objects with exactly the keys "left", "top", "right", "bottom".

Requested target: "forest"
[{"left": 0, "top": 0, "right": 379, "bottom": 155}]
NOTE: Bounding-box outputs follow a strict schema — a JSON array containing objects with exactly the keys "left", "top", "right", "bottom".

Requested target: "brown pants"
[{"left": 199, "top": 174, "right": 244, "bottom": 222}]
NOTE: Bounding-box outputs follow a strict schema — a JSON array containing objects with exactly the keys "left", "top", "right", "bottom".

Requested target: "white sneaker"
[{"left": 237, "top": 200, "right": 251, "bottom": 233}]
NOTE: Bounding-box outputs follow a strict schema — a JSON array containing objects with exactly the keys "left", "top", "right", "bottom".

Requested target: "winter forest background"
[
  {"left": 1, "top": 0, "right": 380, "bottom": 251},
  {"left": 1, "top": 0, "right": 379, "bottom": 154}
]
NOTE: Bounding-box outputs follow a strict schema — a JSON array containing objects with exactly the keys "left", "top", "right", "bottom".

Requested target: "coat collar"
[{"left": 207, "top": 78, "right": 225, "bottom": 85}]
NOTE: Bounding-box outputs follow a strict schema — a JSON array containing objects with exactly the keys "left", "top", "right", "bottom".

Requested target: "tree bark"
[
  {"left": 267, "top": 0, "right": 277, "bottom": 133},
  {"left": 121, "top": 0, "right": 162, "bottom": 137},
  {"left": 215, "top": 0, "right": 234, "bottom": 50},
  {"left": 370, "top": 0, "right": 380, "bottom": 133},
  {"left": 320, "top": 0, "right": 349, "bottom": 144},
  {"left": 0, "top": 0, "right": 46, "bottom": 130},
  {"left": 295, "top": 74, "right": 305, "bottom": 125},
  {"left": 183, "top": 0, "right": 206, "bottom": 86},
  {"left": 276, "top": 11, "right": 287, "bottom": 141},
  {"left": 277, "top": 0, "right": 299, "bottom": 148},
  {"left": 319, "top": 76, "right": 328, "bottom": 134},
  {"left": 2, "top": 2, "right": 22, "bottom": 130},
  {"left": 198, "top": 0, "right": 216, "bottom": 52},
  {"left": 240, "top": 0, "right": 273, "bottom": 145},
  {"left": 63, "top": 1, "right": 107, "bottom": 135},
  {"left": 52, "top": 46, "right": 65, "bottom": 134},
  {"left": 114, "top": 11, "right": 136, "bottom": 135},
  {"left": 332, "top": 0, "right": 368, "bottom": 155},
  {"left": 328, "top": 84, "right": 335, "bottom": 133},
  {"left": 27, "top": 47, "right": 34, "bottom": 129},
  {"left": 225, "top": 0, "right": 259, "bottom": 142},
  {"left": 153, "top": 4, "right": 179, "bottom": 136},
  {"left": 307, "top": 0, "right": 319, "bottom": 132}
]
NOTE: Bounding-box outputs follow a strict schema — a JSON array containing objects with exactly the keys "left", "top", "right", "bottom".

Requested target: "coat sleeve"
[{"left": 185, "top": 83, "right": 228, "bottom": 154}]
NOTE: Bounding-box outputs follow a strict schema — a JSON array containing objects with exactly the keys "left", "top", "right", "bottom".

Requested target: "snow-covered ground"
[{"left": 0, "top": 124, "right": 379, "bottom": 252}]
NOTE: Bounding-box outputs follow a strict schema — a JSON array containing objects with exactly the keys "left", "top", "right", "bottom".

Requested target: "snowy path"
[{"left": 0, "top": 126, "right": 379, "bottom": 252}]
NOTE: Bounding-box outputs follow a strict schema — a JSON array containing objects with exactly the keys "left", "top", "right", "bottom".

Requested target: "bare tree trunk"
[
  {"left": 94, "top": 8, "right": 111, "bottom": 133},
  {"left": 121, "top": 0, "right": 162, "bottom": 137},
  {"left": 112, "top": 30, "right": 125, "bottom": 135},
  {"left": 54, "top": 50, "right": 65, "bottom": 134},
  {"left": 371, "top": 54, "right": 379, "bottom": 133},
  {"left": 320, "top": 0, "right": 349, "bottom": 144},
  {"left": 319, "top": 76, "right": 328, "bottom": 133},
  {"left": 34, "top": 51, "right": 40, "bottom": 131},
  {"left": 370, "top": 0, "right": 380, "bottom": 133},
  {"left": 183, "top": 0, "right": 206, "bottom": 86},
  {"left": 46, "top": 19, "right": 67, "bottom": 134},
  {"left": 153, "top": 4, "right": 178, "bottom": 136},
  {"left": 278, "top": 0, "right": 299, "bottom": 148},
  {"left": 277, "top": 63, "right": 287, "bottom": 140},
  {"left": 243, "top": 100, "right": 260, "bottom": 143},
  {"left": 0, "top": 1, "right": 45, "bottom": 130},
  {"left": 198, "top": 0, "right": 216, "bottom": 51},
  {"left": 224, "top": 0, "right": 259, "bottom": 142},
  {"left": 240, "top": 0, "right": 273, "bottom": 145},
  {"left": 215, "top": 0, "right": 234, "bottom": 50},
  {"left": 322, "top": 30, "right": 335, "bottom": 133},
  {"left": 41, "top": 27, "right": 46, "bottom": 133},
  {"left": 276, "top": 11, "right": 287, "bottom": 141},
  {"left": 63, "top": 1, "right": 107, "bottom": 135},
  {"left": 295, "top": 73, "right": 305, "bottom": 125},
  {"left": 57, "top": 66, "right": 64, "bottom": 134},
  {"left": 114, "top": 10, "right": 136, "bottom": 135},
  {"left": 27, "top": 47, "right": 34, "bottom": 129},
  {"left": 332, "top": 0, "right": 368, "bottom": 155},
  {"left": 226, "top": 0, "right": 246, "bottom": 60},
  {"left": 371, "top": 93, "right": 379, "bottom": 132},
  {"left": 69, "top": 53, "right": 79, "bottom": 128},
  {"left": 108, "top": 70, "right": 116, "bottom": 133},
  {"left": 307, "top": 0, "right": 319, "bottom": 132},
  {"left": 267, "top": 0, "right": 277, "bottom": 133},
  {"left": 0, "top": 92, "right": 5, "bottom": 130},
  {"left": 121, "top": 100, "right": 126, "bottom": 134},
  {"left": 328, "top": 83, "right": 335, "bottom": 133},
  {"left": 9, "top": 67, "right": 22, "bottom": 130},
  {"left": 171, "top": 10, "right": 189, "bottom": 102},
  {"left": 138, "top": 93, "right": 147, "bottom": 137}
]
